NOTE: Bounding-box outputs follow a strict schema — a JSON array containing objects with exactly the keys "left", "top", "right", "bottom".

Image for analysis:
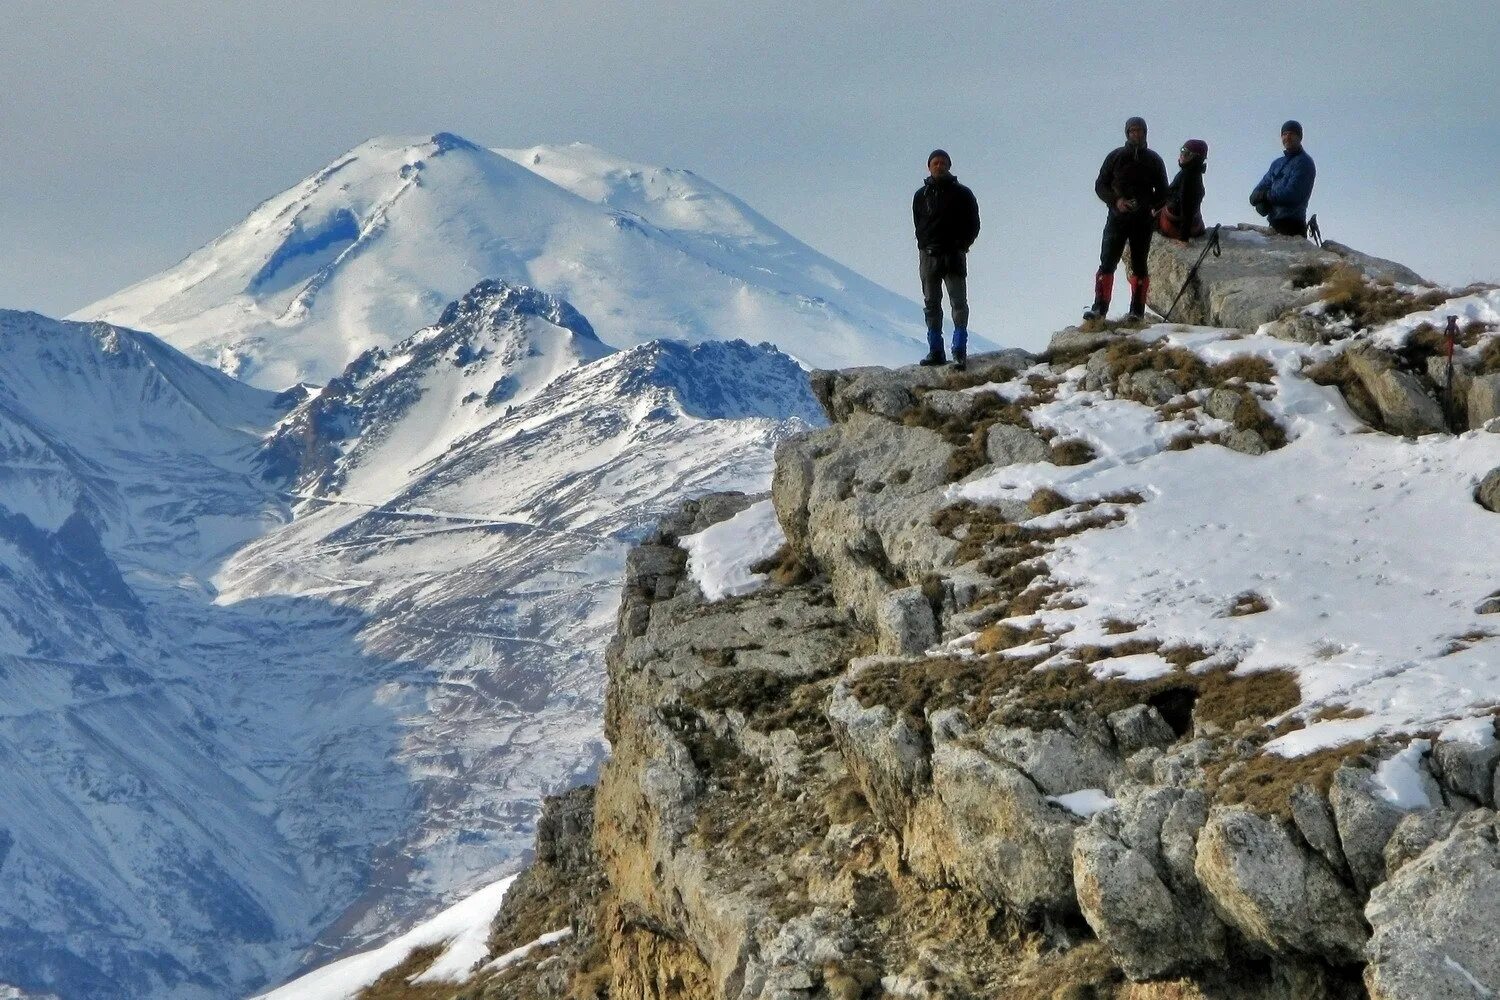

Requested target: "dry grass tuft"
[
  {"left": 1028, "top": 488, "right": 1072, "bottom": 516},
  {"left": 354, "top": 946, "right": 457, "bottom": 1000},
  {"left": 1050, "top": 438, "right": 1097, "bottom": 466},
  {"left": 1225, "top": 591, "right": 1272, "bottom": 617},
  {"left": 1319, "top": 264, "right": 1451, "bottom": 330},
  {"left": 750, "top": 544, "right": 816, "bottom": 586},
  {"left": 1209, "top": 355, "right": 1277, "bottom": 385},
  {"left": 1210, "top": 740, "right": 1378, "bottom": 819}
]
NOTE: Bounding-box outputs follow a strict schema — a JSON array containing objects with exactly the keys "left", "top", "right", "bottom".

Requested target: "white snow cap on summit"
[{"left": 76, "top": 133, "right": 923, "bottom": 389}]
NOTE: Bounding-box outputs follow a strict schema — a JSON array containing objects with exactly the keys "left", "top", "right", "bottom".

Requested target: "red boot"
[
  {"left": 1128, "top": 275, "right": 1150, "bottom": 319},
  {"left": 1084, "top": 272, "right": 1114, "bottom": 320}
]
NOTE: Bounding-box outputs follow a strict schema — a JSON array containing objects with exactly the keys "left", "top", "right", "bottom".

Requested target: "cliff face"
[{"left": 436, "top": 234, "right": 1500, "bottom": 1000}]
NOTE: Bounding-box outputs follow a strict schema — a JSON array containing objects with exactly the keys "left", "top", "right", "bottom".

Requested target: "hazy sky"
[{"left": 3, "top": 1, "right": 1496, "bottom": 352}]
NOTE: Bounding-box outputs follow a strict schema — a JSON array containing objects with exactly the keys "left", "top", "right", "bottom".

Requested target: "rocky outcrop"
[
  {"left": 1145, "top": 224, "right": 1429, "bottom": 329},
  {"left": 1365, "top": 810, "right": 1500, "bottom": 1000},
  {"left": 1344, "top": 346, "right": 1449, "bottom": 436},
  {"left": 475, "top": 305, "right": 1497, "bottom": 997}
]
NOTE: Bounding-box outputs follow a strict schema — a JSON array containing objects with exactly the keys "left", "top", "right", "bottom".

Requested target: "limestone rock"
[
  {"left": 1263, "top": 313, "right": 1329, "bottom": 344},
  {"left": 1330, "top": 760, "right": 1439, "bottom": 896},
  {"left": 978, "top": 724, "right": 1123, "bottom": 798},
  {"left": 985, "top": 423, "right": 1050, "bottom": 466},
  {"left": 828, "top": 667, "right": 931, "bottom": 830},
  {"left": 1195, "top": 807, "right": 1367, "bottom": 963},
  {"left": 1118, "top": 368, "right": 1180, "bottom": 405},
  {"left": 1469, "top": 373, "right": 1500, "bottom": 430},
  {"left": 1383, "top": 809, "right": 1465, "bottom": 876},
  {"left": 1477, "top": 467, "right": 1500, "bottom": 514},
  {"left": 1050, "top": 326, "right": 1119, "bottom": 357},
  {"left": 1147, "top": 226, "right": 1429, "bottom": 330},
  {"left": 909, "top": 741, "right": 1080, "bottom": 919},
  {"left": 876, "top": 587, "right": 938, "bottom": 655},
  {"left": 1365, "top": 810, "right": 1500, "bottom": 1000},
  {"left": 921, "top": 388, "right": 980, "bottom": 419},
  {"left": 1108, "top": 705, "right": 1177, "bottom": 756},
  {"left": 1432, "top": 724, "right": 1500, "bottom": 806},
  {"left": 1290, "top": 783, "right": 1351, "bottom": 880},
  {"left": 1344, "top": 346, "right": 1448, "bottom": 436},
  {"left": 1205, "top": 387, "right": 1243, "bottom": 422},
  {"left": 1223, "top": 428, "right": 1269, "bottom": 455},
  {"left": 1073, "top": 787, "right": 1226, "bottom": 979}
]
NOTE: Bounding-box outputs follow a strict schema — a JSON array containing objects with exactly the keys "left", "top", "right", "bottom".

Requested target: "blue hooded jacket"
[{"left": 1255, "top": 148, "right": 1316, "bottom": 225}]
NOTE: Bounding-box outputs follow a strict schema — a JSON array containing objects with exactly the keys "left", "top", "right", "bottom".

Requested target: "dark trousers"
[
  {"left": 1270, "top": 216, "right": 1308, "bottom": 238},
  {"left": 1098, "top": 212, "right": 1154, "bottom": 278},
  {"left": 920, "top": 249, "right": 968, "bottom": 355}
]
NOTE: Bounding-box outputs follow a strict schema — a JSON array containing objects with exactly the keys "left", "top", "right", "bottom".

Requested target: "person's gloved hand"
[{"left": 1116, "top": 198, "right": 1134, "bottom": 213}]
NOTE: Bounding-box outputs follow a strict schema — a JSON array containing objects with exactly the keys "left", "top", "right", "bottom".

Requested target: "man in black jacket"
[
  {"left": 913, "top": 149, "right": 980, "bottom": 368},
  {"left": 1086, "top": 117, "right": 1169, "bottom": 321}
]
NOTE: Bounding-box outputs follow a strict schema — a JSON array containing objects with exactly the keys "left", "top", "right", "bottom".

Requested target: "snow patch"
[
  {"left": 1373, "top": 740, "right": 1434, "bottom": 811},
  {"left": 1048, "top": 789, "right": 1117, "bottom": 817},
  {"left": 481, "top": 927, "right": 574, "bottom": 974},
  {"left": 682, "top": 499, "right": 784, "bottom": 601},
  {"left": 256, "top": 875, "right": 516, "bottom": 999}
]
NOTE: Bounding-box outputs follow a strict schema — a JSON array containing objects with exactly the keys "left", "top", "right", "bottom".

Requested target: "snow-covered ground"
[
  {"left": 254, "top": 875, "right": 518, "bottom": 1000},
  {"left": 949, "top": 295, "right": 1500, "bottom": 754},
  {"left": 682, "top": 498, "right": 785, "bottom": 601},
  {"left": 73, "top": 134, "right": 925, "bottom": 388}
]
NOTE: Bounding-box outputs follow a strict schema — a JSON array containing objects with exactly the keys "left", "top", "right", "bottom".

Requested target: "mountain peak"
[
  {"left": 435, "top": 279, "right": 599, "bottom": 344},
  {"left": 429, "top": 131, "right": 484, "bottom": 155}
]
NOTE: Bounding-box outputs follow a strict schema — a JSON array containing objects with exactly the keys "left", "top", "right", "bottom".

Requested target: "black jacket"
[
  {"left": 1095, "top": 143, "right": 1169, "bottom": 216},
  {"left": 913, "top": 176, "right": 980, "bottom": 252},
  {"left": 1163, "top": 160, "right": 1206, "bottom": 230}
]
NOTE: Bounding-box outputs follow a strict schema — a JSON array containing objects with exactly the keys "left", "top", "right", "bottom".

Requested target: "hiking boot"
[
  {"left": 1083, "top": 302, "right": 1107, "bottom": 321},
  {"left": 918, "top": 351, "right": 947, "bottom": 367},
  {"left": 950, "top": 352, "right": 967, "bottom": 371},
  {"left": 1127, "top": 275, "right": 1150, "bottom": 319}
]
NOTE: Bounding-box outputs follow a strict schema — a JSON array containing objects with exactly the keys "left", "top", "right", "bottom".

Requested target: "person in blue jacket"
[{"left": 1250, "top": 121, "right": 1316, "bottom": 237}]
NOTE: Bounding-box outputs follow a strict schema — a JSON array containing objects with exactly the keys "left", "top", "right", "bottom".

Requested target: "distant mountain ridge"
[{"left": 75, "top": 134, "right": 923, "bottom": 388}]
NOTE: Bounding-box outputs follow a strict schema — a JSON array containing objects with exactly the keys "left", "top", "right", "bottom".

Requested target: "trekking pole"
[
  {"left": 1444, "top": 315, "right": 1459, "bottom": 428},
  {"left": 1162, "top": 224, "right": 1222, "bottom": 323}
]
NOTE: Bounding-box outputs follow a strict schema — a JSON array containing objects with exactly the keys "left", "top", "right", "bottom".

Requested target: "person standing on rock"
[
  {"left": 1250, "top": 120, "right": 1316, "bottom": 237},
  {"left": 913, "top": 149, "right": 980, "bottom": 370},
  {"left": 1157, "top": 139, "right": 1209, "bottom": 242},
  {"left": 1086, "top": 117, "right": 1169, "bottom": 322}
]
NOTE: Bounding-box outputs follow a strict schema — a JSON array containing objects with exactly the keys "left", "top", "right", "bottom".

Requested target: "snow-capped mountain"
[
  {"left": 75, "top": 134, "right": 923, "bottom": 388},
  {"left": 0, "top": 279, "right": 822, "bottom": 999}
]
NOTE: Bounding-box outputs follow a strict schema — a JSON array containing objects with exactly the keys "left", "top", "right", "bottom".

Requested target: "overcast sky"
[{"left": 3, "top": 1, "right": 1496, "bottom": 353}]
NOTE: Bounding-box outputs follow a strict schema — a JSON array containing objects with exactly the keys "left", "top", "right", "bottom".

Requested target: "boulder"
[
  {"left": 1049, "top": 326, "right": 1120, "bottom": 358},
  {"left": 1223, "top": 428, "right": 1270, "bottom": 456},
  {"left": 1107, "top": 705, "right": 1177, "bottom": 756},
  {"left": 1365, "top": 810, "right": 1500, "bottom": 1000},
  {"left": 1145, "top": 226, "right": 1425, "bottom": 331},
  {"left": 921, "top": 389, "right": 980, "bottom": 419},
  {"left": 876, "top": 587, "right": 939, "bottom": 656},
  {"left": 1290, "top": 783, "right": 1351, "bottom": 880},
  {"left": 1205, "top": 387, "right": 1244, "bottom": 422},
  {"left": 1330, "top": 759, "right": 1439, "bottom": 896},
  {"left": 908, "top": 741, "right": 1080, "bottom": 919},
  {"left": 985, "top": 423, "right": 1051, "bottom": 466},
  {"left": 1383, "top": 809, "right": 1465, "bottom": 876},
  {"left": 977, "top": 724, "right": 1123, "bottom": 798},
  {"left": 1195, "top": 807, "right": 1367, "bottom": 964},
  {"left": 1468, "top": 373, "right": 1500, "bottom": 430},
  {"left": 827, "top": 666, "right": 932, "bottom": 830},
  {"left": 1344, "top": 346, "right": 1448, "bottom": 436},
  {"left": 1073, "top": 787, "right": 1226, "bottom": 979},
  {"left": 1118, "top": 368, "right": 1181, "bottom": 405},
  {"left": 1263, "top": 313, "right": 1329, "bottom": 344},
  {"left": 1477, "top": 467, "right": 1500, "bottom": 514},
  {"left": 1432, "top": 723, "right": 1500, "bottom": 806}
]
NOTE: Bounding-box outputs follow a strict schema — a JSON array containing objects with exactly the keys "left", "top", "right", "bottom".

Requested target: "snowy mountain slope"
[
  {"left": 0, "top": 312, "right": 425, "bottom": 1000},
  {"left": 0, "top": 289, "right": 823, "bottom": 1000},
  {"left": 221, "top": 281, "right": 822, "bottom": 969},
  {"left": 75, "top": 133, "right": 923, "bottom": 388}
]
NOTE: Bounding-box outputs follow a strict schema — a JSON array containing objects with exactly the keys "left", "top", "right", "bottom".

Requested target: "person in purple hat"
[{"left": 1158, "top": 139, "right": 1209, "bottom": 241}]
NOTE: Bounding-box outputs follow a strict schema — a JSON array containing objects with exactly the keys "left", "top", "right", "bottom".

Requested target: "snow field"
[
  {"left": 682, "top": 498, "right": 786, "bottom": 601},
  {"left": 951, "top": 315, "right": 1500, "bottom": 755}
]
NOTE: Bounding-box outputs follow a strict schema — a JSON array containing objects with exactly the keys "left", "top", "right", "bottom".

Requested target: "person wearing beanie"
[
  {"left": 912, "top": 149, "right": 981, "bottom": 369},
  {"left": 1249, "top": 120, "right": 1316, "bottom": 237},
  {"left": 1157, "top": 139, "right": 1209, "bottom": 241},
  {"left": 1086, "top": 116, "right": 1169, "bottom": 322}
]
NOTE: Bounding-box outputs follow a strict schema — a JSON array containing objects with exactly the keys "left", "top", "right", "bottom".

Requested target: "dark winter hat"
[
  {"left": 1182, "top": 139, "right": 1209, "bottom": 159},
  {"left": 1280, "top": 120, "right": 1303, "bottom": 138},
  {"left": 1125, "top": 116, "right": 1147, "bottom": 133},
  {"left": 927, "top": 148, "right": 951, "bottom": 165}
]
